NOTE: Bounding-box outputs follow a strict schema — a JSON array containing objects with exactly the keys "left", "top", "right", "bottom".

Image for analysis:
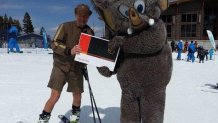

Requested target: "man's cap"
[{"left": 75, "top": 4, "right": 92, "bottom": 16}]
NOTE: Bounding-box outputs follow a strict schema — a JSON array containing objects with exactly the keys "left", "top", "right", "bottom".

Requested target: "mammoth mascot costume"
[{"left": 90, "top": 0, "right": 173, "bottom": 122}]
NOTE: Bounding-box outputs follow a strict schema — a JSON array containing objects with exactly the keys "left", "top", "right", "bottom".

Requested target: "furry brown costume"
[{"left": 90, "top": 0, "right": 172, "bottom": 122}]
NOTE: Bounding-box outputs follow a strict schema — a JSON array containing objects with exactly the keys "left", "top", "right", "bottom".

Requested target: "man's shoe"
[
  {"left": 70, "top": 111, "right": 80, "bottom": 123},
  {"left": 38, "top": 114, "right": 50, "bottom": 123}
]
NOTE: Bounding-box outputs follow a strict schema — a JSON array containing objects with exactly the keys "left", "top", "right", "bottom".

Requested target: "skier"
[
  {"left": 184, "top": 40, "right": 189, "bottom": 52},
  {"left": 171, "top": 40, "right": 175, "bottom": 52},
  {"left": 37, "top": 4, "right": 94, "bottom": 123},
  {"left": 177, "top": 40, "right": 183, "bottom": 60},
  {"left": 198, "top": 46, "right": 205, "bottom": 63},
  {"left": 8, "top": 25, "right": 22, "bottom": 53},
  {"left": 204, "top": 49, "right": 209, "bottom": 61},
  {"left": 209, "top": 48, "right": 214, "bottom": 60},
  {"left": 187, "top": 41, "right": 196, "bottom": 63}
]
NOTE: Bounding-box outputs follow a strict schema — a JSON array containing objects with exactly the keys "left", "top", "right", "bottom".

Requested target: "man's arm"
[{"left": 51, "top": 24, "right": 71, "bottom": 56}]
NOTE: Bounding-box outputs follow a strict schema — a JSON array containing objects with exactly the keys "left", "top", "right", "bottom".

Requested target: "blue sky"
[{"left": 0, "top": 0, "right": 104, "bottom": 37}]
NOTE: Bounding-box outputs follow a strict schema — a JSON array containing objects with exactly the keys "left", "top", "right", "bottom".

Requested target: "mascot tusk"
[{"left": 149, "top": 18, "right": 155, "bottom": 26}]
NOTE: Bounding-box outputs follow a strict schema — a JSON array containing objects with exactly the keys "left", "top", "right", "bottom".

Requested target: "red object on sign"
[{"left": 79, "top": 34, "right": 91, "bottom": 54}]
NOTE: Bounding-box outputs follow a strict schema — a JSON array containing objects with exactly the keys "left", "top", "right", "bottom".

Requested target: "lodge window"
[
  {"left": 181, "top": 14, "right": 197, "bottom": 22},
  {"left": 161, "top": 15, "right": 172, "bottom": 38},
  {"left": 203, "top": 6, "right": 218, "bottom": 38},
  {"left": 167, "top": 25, "right": 171, "bottom": 37},
  {"left": 181, "top": 24, "right": 196, "bottom": 37},
  {"left": 181, "top": 13, "right": 197, "bottom": 37},
  {"left": 160, "top": 15, "right": 172, "bottom": 23}
]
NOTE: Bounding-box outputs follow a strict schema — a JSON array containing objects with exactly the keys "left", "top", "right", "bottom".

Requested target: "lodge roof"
[
  {"left": 169, "top": 0, "right": 192, "bottom": 4},
  {"left": 18, "top": 33, "right": 43, "bottom": 40}
]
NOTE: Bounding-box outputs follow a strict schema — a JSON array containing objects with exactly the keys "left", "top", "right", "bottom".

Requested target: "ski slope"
[{"left": 0, "top": 48, "right": 218, "bottom": 123}]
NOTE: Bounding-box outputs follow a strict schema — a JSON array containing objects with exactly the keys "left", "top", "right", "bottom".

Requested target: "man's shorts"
[{"left": 47, "top": 66, "right": 84, "bottom": 92}]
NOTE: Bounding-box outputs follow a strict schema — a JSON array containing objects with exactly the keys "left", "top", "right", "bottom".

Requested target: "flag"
[{"left": 206, "top": 30, "right": 216, "bottom": 49}]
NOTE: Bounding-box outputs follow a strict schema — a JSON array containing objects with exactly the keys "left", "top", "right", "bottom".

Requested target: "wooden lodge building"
[
  {"left": 103, "top": 0, "right": 217, "bottom": 49},
  {"left": 163, "top": 0, "right": 218, "bottom": 41}
]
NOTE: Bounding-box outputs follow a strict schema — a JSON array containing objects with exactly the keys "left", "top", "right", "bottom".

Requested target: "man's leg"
[
  {"left": 44, "top": 89, "right": 61, "bottom": 112},
  {"left": 73, "top": 92, "right": 82, "bottom": 107},
  {"left": 70, "top": 92, "right": 82, "bottom": 123},
  {"left": 14, "top": 41, "right": 20, "bottom": 52},
  {"left": 187, "top": 53, "right": 190, "bottom": 61},
  {"left": 9, "top": 39, "right": 14, "bottom": 52},
  {"left": 178, "top": 50, "right": 181, "bottom": 59},
  {"left": 191, "top": 53, "right": 195, "bottom": 63},
  {"left": 38, "top": 89, "right": 61, "bottom": 122}
]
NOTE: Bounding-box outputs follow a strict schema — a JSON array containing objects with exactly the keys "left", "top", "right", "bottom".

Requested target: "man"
[
  {"left": 170, "top": 40, "right": 175, "bottom": 52},
  {"left": 8, "top": 25, "right": 22, "bottom": 53},
  {"left": 177, "top": 40, "right": 183, "bottom": 60},
  {"left": 38, "top": 4, "right": 94, "bottom": 123},
  {"left": 198, "top": 45, "right": 205, "bottom": 63},
  {"left": 187, "top": 41, "right": 196, "bottom": 63},
  {"left": 184, "top": 40, "right": 189, "bottom": 52}
]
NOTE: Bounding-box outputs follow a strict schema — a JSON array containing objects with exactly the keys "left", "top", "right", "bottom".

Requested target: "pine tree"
[
  {"left": 3, "top": 14, "right": 8, "bottom": 22},
  {"left": 23, "top": 12, "right": 34, "bottom": 34},
  {"left": 0, "top": 16, "right": 3, "bottom": 30},
  {"left": 14, "top": 19, "right": 22, "bottom": 35},
  {"left": 8, "top": 16, "right": 13, "bottom": 29},
  {"left": 8, "top": 16, "right": 13, "bottom": 24},
  {"left": 3, "top": 14, "right": 9, "bottom": 30}
]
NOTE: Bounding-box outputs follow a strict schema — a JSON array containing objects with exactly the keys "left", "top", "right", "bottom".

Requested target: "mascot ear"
[
  {"left": 90, "top": 0, "right": 117, "bottom": 31},
  {"left": 90, "top": 0, "right": 111, "bottom": 9},
  {"left": 159, "top": 0, "right": 168, "bottom": 11}
]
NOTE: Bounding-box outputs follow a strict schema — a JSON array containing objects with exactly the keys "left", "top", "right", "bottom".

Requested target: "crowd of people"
[{"left": 171, "top": 40, "right": 215, "bottom": 63}]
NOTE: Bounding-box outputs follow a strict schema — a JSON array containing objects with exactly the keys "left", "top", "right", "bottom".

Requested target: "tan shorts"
[{"left": 47, "top": 66, "right": 84, "bottom": 92}]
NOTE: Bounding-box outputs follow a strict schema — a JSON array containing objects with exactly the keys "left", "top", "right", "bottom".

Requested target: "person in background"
[
  {"left": 171, "top": 40, "right": 175, "bottom": 52},
  {"left": 184, "top": 40, "right": 189, "bottom": 52},
  {"left": 194, "top": 40, "right": 198, "bottom": 50},
  {"left": 204, "top": 49, "right": 209, "bottom": 61},
  {"left": 209, "top": 48, "right": 214, "bottom": 60},
  {"left": 194, "top": 41, "right": 199, "bottom": 58},
  {"left": 198, "top": 45, "right": 205, "bottom": 63},
  {"left": 177, "top": 40, "right": 183, "bottom": 60},
  {"left": 37, "top": 4, "right": 94, "bottom": 123},
  {"left": 187, "top": 41, "right": 196, "bottom": 63},
  {"left": 8, "top": 25, "right": 22, "bottom": 53}
]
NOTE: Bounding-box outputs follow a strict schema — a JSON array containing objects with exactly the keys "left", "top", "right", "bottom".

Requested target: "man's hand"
[{"left": 71, "top": 44, "right": 81, "bottom": 55}]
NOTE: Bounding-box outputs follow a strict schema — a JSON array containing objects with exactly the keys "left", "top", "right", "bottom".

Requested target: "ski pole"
[
  {"left": 83, "top": 67, "right": 102, "bottom": 123},
  {"left": 89, "top": 81, "right": 96, "bottom": 123},
  {"left": 82, "top": 67, "right": 96, "bottom": 122},
  {"left": 90, "top": 86, "right": 101, "bottom": 123}
]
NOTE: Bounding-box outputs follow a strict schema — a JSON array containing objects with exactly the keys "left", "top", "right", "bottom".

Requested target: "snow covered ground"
[{"left": 0, "top": 48, "right": 218, "bottom": 123}]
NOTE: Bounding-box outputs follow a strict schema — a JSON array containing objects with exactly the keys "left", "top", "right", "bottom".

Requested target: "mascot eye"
[
  {"left": 134, "top": 0, "right": 145, "bottom": 13},
  {"left": 118, "top": 4, "right": 129, "bottom": 18}
]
